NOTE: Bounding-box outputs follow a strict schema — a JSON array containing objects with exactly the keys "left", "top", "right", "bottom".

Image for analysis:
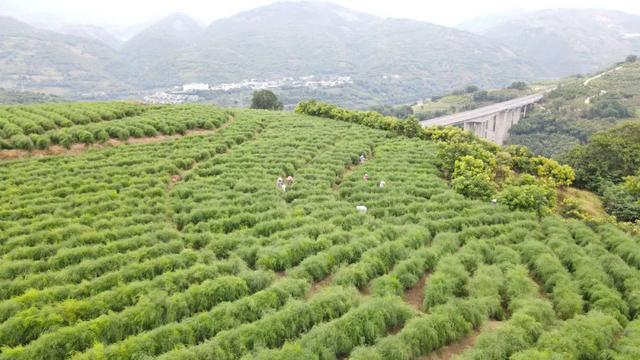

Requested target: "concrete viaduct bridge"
[{"left": 420, "top": 92, "right": 546, "bottom": 145}]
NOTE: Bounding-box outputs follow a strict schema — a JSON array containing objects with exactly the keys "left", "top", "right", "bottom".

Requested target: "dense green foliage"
[
  {"left": 250, "top": 90, "right": 283, "bottom": 111},
  {"left": 0, "top": 88, "right": 63, "bottom": 104},
  {"left": 563, "top": 122, "right": 640, "bottom": 191},
  {"left": 508, "top": 59, "right": 640, "bottom": 159},
  {"left": 561, "top": 122, "right": 640, "bottom": 223},
  {"left": 369, "top": 104, "right": 415, "bottom": 119},
  {"left": 1, "top": 102, "right": 639, "bottom": 360},
  {"left": 466, "top": 58, "right": 640, "bottom": 225},
  {"left": 499, "top": 177, "right": 557, "bottom": 217},
  {"left": 0, "top": 103, "right": 231, "bottom": 150}
]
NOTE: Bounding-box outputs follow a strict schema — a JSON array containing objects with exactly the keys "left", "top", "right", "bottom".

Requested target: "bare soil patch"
[
  {"left": 307, "top": 275, "right": 333, "bottom": 298},
  {"left": 420, "top": 321, "right": 503, "bottom": 360},
  {"left": 404, "top": 273, "right": 429, "bottom": 311},
  {"left": 360, "top": 284, "right": 372, "bottom": 296}
]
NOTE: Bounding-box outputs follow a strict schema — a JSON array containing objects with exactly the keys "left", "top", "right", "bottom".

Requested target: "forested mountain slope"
[
  {"left": 118, "top": 13, "right": 204, "bottom": 86},
  {"left": 508, "top": 56, "right": 640, "bottom": 158},
  {"left": 0, "top": 88, "right": 63, "bottom": 104},
  {"left": 177, "top": 2, "right": 535, "bottom": 102},
  {"left": 0, "top": 2, "right": 537, "bottom": 105},
  {"left": 480, "top": 9, "right": 640, "bottom": 78},
  {"left": 3, "top": 3, "right": 640, "bottom": 106},
  {"left": 0, "top": 17, "right": 127, "bottom": 97},
  {"left": 1, "top": 102, "right": 639, "bottom": 359}
]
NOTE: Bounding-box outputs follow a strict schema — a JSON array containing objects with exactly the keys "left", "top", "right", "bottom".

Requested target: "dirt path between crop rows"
[
  {"left": 420, "top": 321, "right": 503, "bottom": 360},
  {"left": 1, "top": 117, "right": 236, "bottom": 162},
  {"left": 332, "top": 155, "right": 374, "bottom": 191},
  {"left": 307, "top": 275, "right": 334, "bottom": 298},
  {"left": 404, "top": 273, "right": 429, "bottom": 311}
]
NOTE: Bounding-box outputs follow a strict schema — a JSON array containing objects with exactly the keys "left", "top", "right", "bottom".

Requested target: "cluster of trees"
[
  {"left": 369, "top": 104, "right": 414, "bottom": 119},
  {"left": 586, "top": 98, "right": 632, "bottom": 119},
  {"left": 0, "top": 88, "right": 63, "bottom": 104},
  {"left": 508, "top": 81, "right": 529, "bottom": 90},
  {"left": 472, "top": 90, "right": 517, "bottom": 103},
  {"left": 296, "top": 100, "right": 423, "bottom": 138},
  {"left": 250, "top": 90, "right": 283, "bottom": 110},
  {"left": 433, "top": 59, "right": 640, "bottom": 226},
  {"left": 508, "top": 99, "right": 638, "bottom": 226},
  {"left": 563, "top": 122, "right": 640, "bottom": 223}
]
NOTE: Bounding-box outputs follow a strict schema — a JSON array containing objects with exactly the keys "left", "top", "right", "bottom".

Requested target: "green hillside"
[
  {"left": 180, "top": 2, "right": 535, "bottom": 107},
  {"left": 0, "top": 88, "right": 63, "bottom": 104},
  {"left": 1, "top": 102, "right": 640, "bottom": 359},
  {"left": 118, "top": 13, "right": 204, "bottom": 87},
  {"left": 413, "top": 57, "right": 640, "bottom": 227},
  {"left": 508, "top": 57, "right": 640, "bottom": 159},
  {"left": 0, "top": 17, "right": 128, "bottom": 97}
]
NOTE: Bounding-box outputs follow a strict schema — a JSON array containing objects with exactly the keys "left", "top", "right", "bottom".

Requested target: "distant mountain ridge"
[
  {"left": 476, "top": 8, "right": 640, "bottom": 77},
  {"left": 118, "top": 13, "right": 204, "bottom": 86},
  {"left": 0, "top": 2, "right": 639, "bottom": 106},
  {"left": 0, "top": 16, "right": 127, "bottom": 97},
  {"left": 55, "top": 24, "right": 123, "bottom": 49}
]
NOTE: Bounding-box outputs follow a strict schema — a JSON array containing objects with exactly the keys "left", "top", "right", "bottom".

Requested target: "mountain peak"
[
  {"left": 146, "top": 12, "right": 203, "bottom": 34},
  {"left": 224, "top": 1, "right": 378, "bottom": 25},
  {"left": 123, "top": 12, "right": 203, "bottom": 50}
]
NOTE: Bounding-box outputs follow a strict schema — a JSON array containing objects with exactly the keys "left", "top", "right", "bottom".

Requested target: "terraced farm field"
[
  {"left": 1, "top": 105, "right": 640, "bottom": 359},
  {"left": 0, "top": 103, "right": 232, "bottom": 153}
]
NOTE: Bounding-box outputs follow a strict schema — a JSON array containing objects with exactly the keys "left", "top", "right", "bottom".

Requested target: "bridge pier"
[
  {"left": 460, "top": 106, "right": 525, "bottom": 145},
  {"left": 420, "top": 92, "right": 546, "bottom": 145}
]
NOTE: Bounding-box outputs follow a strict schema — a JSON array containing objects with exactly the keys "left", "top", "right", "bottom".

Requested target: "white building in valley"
[{"left": 182, "top": 83, "right": 210, "bottom": 92}]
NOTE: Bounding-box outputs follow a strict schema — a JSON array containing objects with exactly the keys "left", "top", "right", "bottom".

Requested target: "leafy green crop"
[{"left": 0, "top": 103, "right": 638, "bottom": 360}]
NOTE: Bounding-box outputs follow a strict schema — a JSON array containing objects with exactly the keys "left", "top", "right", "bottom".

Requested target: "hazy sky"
[{"left": 3, "top": 0, "right": 640, "bottom": 29}]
